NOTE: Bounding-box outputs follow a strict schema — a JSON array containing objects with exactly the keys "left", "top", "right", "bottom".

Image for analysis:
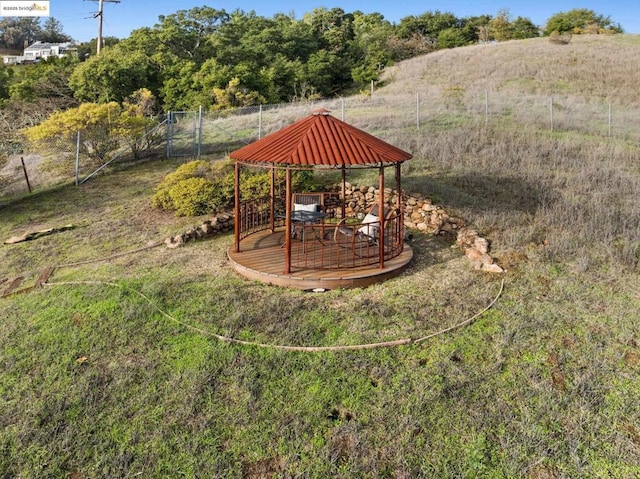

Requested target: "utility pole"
[{"left": 90, "top": 0, "right": 120, "bottom": 55}]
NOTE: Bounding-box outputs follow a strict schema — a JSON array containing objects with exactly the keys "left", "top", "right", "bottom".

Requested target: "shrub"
[
  {"left": 167, "top": 177, "right": 217, "bottom": 217},
  {"left": 153, "top": 159, "right": 319, "bottom": 217},
  {"left": 152, "top": 160, "right": 213, "bottom": 212},
  {"left": 548, "top": 31, "right": 572, "bottom": 45}
]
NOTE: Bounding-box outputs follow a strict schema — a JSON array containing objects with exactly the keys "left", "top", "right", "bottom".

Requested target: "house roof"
[
  {"left": 229, "top": 108, "right": 412, "bottom": 167},
  {"left": 24, "top": 42, "right": 74, "bottom": 51}
]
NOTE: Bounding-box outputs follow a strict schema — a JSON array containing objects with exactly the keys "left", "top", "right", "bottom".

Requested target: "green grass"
[{"left": 1, "top": 158, "right": 639, "bottom": 478}]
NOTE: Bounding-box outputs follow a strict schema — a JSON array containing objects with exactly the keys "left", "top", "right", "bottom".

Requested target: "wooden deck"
[{"left": 227, "top": 228, "right": 413, "bottom": 290}]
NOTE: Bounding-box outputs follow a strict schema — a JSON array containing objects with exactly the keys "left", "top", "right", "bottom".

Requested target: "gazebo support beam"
[
  {"left": 396, "top": 163, "right": 403, "bottom": 248},
  {"left": 234, "top": 161, "right": 241, "bottom": 253},
  {"left": 284, "top": 166, "right": 292, "bottom": 274},
  {"left": 378, "top": 164, "right": 385, "bottom": 269}
]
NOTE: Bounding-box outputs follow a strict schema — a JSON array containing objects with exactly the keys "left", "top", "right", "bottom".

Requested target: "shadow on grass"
[{"left": 403, "top": 172, "right": 558, "bottom": 216}]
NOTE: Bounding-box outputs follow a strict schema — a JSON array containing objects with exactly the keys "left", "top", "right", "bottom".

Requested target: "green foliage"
[
  {"left": 23, "top": 100, "right": 158, "bottom": 167},
  {"left": 152, "top": 159, "right": 316, "bottom": 217},
  {"left": 152, "top": 160, "right": 232, "bottom": 216},
  {"left": 0, "top": 65, "right": 12, "bottom": 103},
  {"left": 437, "top": 28, "right": 469, "bottom": 49},
  {"left": 543, "top": 9, "right": 623, "bottom": 36},
  {"left": 166, "top": 176, "right": 218, "bottom": 216},
  {"left": 8, "top": 56, "right": 77, "bottom": 105},
  {"left": 488, "top": 9, "right": 539, "bottom": 42},
  {"left": 69, "top": 46, "right": 160, "bottom": 104}
]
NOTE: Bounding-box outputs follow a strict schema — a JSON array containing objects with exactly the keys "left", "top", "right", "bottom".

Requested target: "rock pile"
[
  {"left": 163, "top": 184, "right": 504, "bottom": 273},
  {"left": 164, "top": 214, "right": 234, "bottom": 249},
  {"left": 455, "top": 227, "right": 504, "bottom": 273},
  {"left": 338, "top": 183, "right": 503, "bottom": 273}
]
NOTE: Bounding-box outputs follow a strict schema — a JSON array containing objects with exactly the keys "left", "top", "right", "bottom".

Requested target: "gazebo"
[{"left": 227, "top": 108, "right": 413, "bottom": 290}]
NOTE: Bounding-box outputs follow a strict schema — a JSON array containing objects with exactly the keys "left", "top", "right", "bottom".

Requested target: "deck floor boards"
[{"left": 228, "top": 229, "right": 413, "bottom": 289}]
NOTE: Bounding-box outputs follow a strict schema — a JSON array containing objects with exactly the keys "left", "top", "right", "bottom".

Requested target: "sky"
[{"left": 35, "top": 0, "right": 640, "bottom": 42}]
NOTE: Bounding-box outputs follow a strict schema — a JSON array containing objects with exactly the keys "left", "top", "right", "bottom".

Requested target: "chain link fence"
[{"left": 2, "top": 90, "right": 637, "bottom": 200}]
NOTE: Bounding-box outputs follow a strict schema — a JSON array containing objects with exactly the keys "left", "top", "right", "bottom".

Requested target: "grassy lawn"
[{"left": 1, "top": 155, "right": 639, "bottom": 478}]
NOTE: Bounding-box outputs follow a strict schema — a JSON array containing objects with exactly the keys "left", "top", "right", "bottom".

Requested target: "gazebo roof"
[{"left": 229, "top": 108, "right": 412, "bottom": 167}]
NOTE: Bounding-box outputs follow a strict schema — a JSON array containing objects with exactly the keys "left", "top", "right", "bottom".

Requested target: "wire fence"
[{"left": 2, "top": 89, "right": 638, "bottom": 200}]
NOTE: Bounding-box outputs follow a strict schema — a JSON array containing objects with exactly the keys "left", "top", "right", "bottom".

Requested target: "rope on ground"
[{"left": 43, "top": 277, "right": 505, "bottom": 352}]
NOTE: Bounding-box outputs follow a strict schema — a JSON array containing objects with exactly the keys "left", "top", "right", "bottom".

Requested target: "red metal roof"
[{"left": 229, "top": 108, "right": 412, "bottom": 166}]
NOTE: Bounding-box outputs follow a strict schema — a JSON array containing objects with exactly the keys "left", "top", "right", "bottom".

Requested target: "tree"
[
  {"left": 69, "top": 46, "right": 160, "bottom": 103},
  {"left": 24, "top": 101, "right": 158, "bottom": 166},
  {"left": 350, "top": 12, "right": 394, "bottom": 83},
  {"left": 488, "top": 9, "right": 515, "bottom": 42},
  {"left": 396, "top": 11, "right": 459, "bottom": 44},
  {"left": 512, "top": 17, "right": 539, "bottom": 39},
  {"left": 0, "top": 17, "right": 42, "bottom": 49},
  {"left": 437, "top": 28, "right": 469, "bottom": 49},
  {"left": 543, "top": 9, "right": 623, "bottom": 35},
  {"left": 8, "top": 56, "right": 77, "bottom": 106},
  {"left": 40, "top": 17, "right": 72, "bottom": 43},
  {"left": 76, "top": 37, "right": 120, "bottom": 60},
  {"left": 0, "top": 65, "right": 12, "bottom": 104}
]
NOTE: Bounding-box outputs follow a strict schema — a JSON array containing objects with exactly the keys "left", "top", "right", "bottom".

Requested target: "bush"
[
  {"left": 152, "top": 159, "right": 319, "bottom": 217},
  {"left": 152, "top": 160, "right": 213, "bottom": 213},
  {"left": 167, "top": 177, "right": 217, "bottom": 217},
  {"left": 548, "top": 31, "right": 572, "bottom": 44}
]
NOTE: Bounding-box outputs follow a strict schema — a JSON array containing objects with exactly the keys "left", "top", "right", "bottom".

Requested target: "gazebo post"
[
  {"left": 234, "top": 161, "right": 241, "bottom": 253},
  {"left": 270, "top": 166, "right": 276, "bottom": 232},
  {"left": 341, "top": 167, "right": 346, "bottom": 220},
  {"left": 378, "top": 163, "right": 385, "bottom": 269},
  {"left": 396, "top": 163, "right": 403, "bottom": 248},
  {"left": 284, "top": 166, "right": 292, "bottom": 274}
]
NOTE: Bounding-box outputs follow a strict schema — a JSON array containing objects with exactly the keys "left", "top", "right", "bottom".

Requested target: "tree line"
[
  {"left": 0, "top": 7, "right": 623, "bottom": 169},
  {"left": 1, "top": 7, "right": 624, "bottom": 113}
]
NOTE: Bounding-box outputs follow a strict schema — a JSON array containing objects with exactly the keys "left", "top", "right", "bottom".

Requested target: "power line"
[{"left": 85, "top": 0, "right": 120, "bottom": 55}]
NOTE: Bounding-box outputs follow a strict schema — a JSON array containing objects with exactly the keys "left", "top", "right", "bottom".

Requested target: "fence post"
[
  {"left": 197, "top": 105, "right": 203, "bottom": 157},
  {"left": 341, "top": 98, "right": 345, "bottom": 121},
  {"left": 20, "top": 157, "right": 32, "bottom": 193},
  {"left": 416, "top": 92, "right": 420, "bottom": 129},
  {"left": 166, "top": 111, "right": 172, "bottom": 158},
  {"left": 258, "top": 105, "right": 263, "bottom": 139},
  {"left": 75, "top": 131, "right": 81, "bottom": 186}
]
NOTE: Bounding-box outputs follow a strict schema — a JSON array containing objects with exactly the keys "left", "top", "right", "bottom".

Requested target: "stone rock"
[
  {"left": 482, "top": 263, "right": 504, "bottom": 274},
  {"left": 200, "top": 223, "right": 212, "bottom": 235},
  {"left": 474, "top": 237, "right": 490, "bottom": 254},
  {"left": 416, "top": 222, "right": 429, "bottom": 232},
  {"left": 465, "top": 248, "right": 493, "bottom": 265},
  {"left": 423, "top": 203, "right": 437, "bottom": 212}
]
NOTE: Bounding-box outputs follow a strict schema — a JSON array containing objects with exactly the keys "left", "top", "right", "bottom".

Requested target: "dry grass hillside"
[{"left": 380, "top": 34, "right": 640, "bottom": 106}]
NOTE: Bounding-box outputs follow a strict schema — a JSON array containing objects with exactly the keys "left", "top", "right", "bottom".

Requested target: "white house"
[
  {"left": 22, "top": 41, "right": 77, "bottom": 62},
  {"left": 2, "top": 55, "right": 25, "bottom": 65}
]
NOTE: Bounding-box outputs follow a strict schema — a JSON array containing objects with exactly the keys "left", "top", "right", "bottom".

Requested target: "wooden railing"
[
  {"left": 238, "top": 196, "right": 282, "bottom": 241},
  {"left": 238, "top": 198, "right": 404, "bottom": 270},
  {"left": 289, "top": 211, "right": 404, "bottom": 270}
]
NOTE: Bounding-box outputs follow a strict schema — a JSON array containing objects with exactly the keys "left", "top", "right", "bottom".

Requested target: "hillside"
[
  {"left": 380, "top": 34, "right": 640, "bottom": 106},
  {"left": 1, "top": 36, "right": 640, "bottom": 478}
]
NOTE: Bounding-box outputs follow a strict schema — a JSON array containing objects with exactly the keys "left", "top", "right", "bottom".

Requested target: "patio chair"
[
  {"left": 333, "top": 204, "right": 396, "bottom": 256},
  {"left": 291, "top": 193, "right": 323, "bottom": 239}
]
